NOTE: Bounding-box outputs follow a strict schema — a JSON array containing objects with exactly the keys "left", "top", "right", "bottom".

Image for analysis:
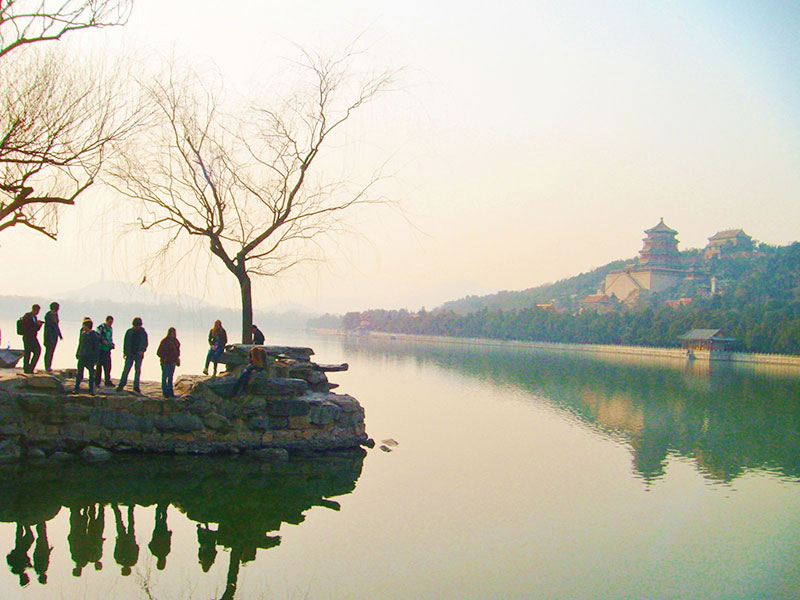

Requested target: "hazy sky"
[{"left": 2, "top": 1, "right": 799, "bottom": 313}]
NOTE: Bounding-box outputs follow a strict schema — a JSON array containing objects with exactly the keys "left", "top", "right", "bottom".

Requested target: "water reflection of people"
[
  {"left": 148, "top": 503, "right": 172, "bottom": 570},
  {"left": 197, "top": 524, "right": 218, "bottom": 572},
  {"left": 68, "top": 507, "right": 90, "bottom": 576},
  {"left": 32, "top": 522, "right": 52, "bottom": 584},
  {"left": 6, "top": 523, "right": 34, "bottom": 587},
  {"left": 0, "top": 452, "right": 366, "bottom": 597},
  {"left": 86, "top": 504, "right": 105, "bottom": 571},
  {"left": 112, "top": 504, "right": 139, "bottom": 576}
]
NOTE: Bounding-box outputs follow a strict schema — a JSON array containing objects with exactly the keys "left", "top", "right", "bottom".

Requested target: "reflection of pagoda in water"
[
  {"left": 0, "top": 452, "right": 364, "bottom": 597},
  {"left": 382, "top": 341, "right": 800, "bottom": 484}
]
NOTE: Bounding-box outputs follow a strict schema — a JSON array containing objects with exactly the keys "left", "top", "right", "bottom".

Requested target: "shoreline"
[
  {"left": 0, "top": 345, "right": 369, "bottom": 461},
  {"left": 313, "top": 329, "right": 800, "bottom": 372}
]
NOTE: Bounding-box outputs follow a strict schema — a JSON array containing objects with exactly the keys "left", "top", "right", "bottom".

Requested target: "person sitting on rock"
[
  {"left": 251, "top": 324, "right": 265, "bottom": 345},
  {"left": 232, "top": 347, "right": 268, "bottom": 395}
]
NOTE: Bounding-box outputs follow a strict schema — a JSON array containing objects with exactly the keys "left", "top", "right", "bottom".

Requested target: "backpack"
[{"left": 16, "top": 316, "right": 24, "bottom": 336}]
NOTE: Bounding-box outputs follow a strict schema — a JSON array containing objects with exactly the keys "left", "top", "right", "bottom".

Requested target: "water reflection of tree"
[
  {"left": 351, "top": 338, "right": 800, "bottom": 482},
  {"left": 0, "top": 452, "right": 364, "bottom": 596}
]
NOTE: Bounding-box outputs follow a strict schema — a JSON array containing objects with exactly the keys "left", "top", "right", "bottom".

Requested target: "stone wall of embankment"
[
  {"left": 0, "top": 371, "right": 367, "bottom": 461},
  {"left": 362, "top": 332, "right": 800, "bottom": 367}
]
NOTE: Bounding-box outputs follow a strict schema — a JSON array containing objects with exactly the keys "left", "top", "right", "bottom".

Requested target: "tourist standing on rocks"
[
  {"left": 203, "top": 320, "right": 227, "bottom": 376},
  {"left": 95, "top": 316, "right": 115, "bottom": 387},
  {"left": 42, "top": 302, "right": 63, "bottom": 372},
  {"left": 252, "top": 324, "right": 265, "bottom": 345},
  {"left": 117, "top": 317, "right": 148, "bottom": 394},
  {"left": 156, "top": 327, "right": 181, "bottom": 398},
  {"left": 73, "top": 319, "right": 101, "bottom": 395},
  {"left": 19, "top": 304, "right": 42, "bottom": 374}
]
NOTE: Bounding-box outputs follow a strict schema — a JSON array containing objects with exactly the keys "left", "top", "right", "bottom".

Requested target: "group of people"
[
  {"left": 17, "top": 303, "right": 180, "bottom": 398},
  {"left": 14, "top": 303, "right": 268, "bottom": 398}
]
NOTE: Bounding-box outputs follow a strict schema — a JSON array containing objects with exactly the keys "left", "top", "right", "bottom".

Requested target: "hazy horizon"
[{"left": 2, "top": 1, "right": 798, "bottom": 314}]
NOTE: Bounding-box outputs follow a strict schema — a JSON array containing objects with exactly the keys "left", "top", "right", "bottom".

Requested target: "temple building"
[
  {"left": 638, "top": 218, "right": 681, "bottom": 267},
  {"left": 704, "top": 229, "right": 754, "bottom": 259},
  {"left": 601, "top": 218, "right": 688, "bottom": 304},
  {"left": 678, "top": 329, "right": 736, "bottom": 354}
]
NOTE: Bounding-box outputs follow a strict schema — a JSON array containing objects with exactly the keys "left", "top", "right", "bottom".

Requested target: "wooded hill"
[{"left": 329, "top": 242, "right": 800, "bottom": 355}]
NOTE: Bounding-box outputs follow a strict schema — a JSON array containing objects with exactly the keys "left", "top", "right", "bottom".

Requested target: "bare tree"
[
  {"left": 109, "top": 52, "right": 396, "bottom": 343},
  {"left": 0, "top": 0, "right": 133, "bottom": 239},
  {"left": 0, "top": 0, "right": 132, "bottom": 59},
  {"left": 0, "top": 50, "right": 142, "bottom": 238}
]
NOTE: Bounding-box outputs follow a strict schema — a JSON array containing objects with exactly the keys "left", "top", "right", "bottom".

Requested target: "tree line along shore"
[{"left": 315, "top": 242, "right": 800, "bottom": 356}]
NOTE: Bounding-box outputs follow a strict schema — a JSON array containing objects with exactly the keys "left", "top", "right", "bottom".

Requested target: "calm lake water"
[{"left": 1, "top": 328, "right": 799, "bottom": 599}]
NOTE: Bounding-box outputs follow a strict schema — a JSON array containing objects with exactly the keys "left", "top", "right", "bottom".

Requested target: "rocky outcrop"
[{"left": 0, "top": 346, "right": 367, "bottom": 460}]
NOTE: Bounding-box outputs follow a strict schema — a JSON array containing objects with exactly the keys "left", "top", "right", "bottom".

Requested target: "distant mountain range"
[{"left": 0, "top": 281, "right": 321, "bottom": 331}]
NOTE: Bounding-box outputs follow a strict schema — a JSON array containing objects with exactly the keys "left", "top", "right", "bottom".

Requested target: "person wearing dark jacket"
[
  {"left": 73, "top": 319, "right": 101, "bottom": 394},
  {"left": 20, "top": 304, "right": 42, "bottom": 373},
  {"left": 203, "top": 320, "right": 227, "bottom": 376},
  {"left": 95, "top": 315, "right": 115, "bottom": 386},
  {"left": 156, "top": 328, "right": 180, "bottom": 398},
  {"left": 116, "top": 317, "right": 148, "bottom": 393},
  {"left": 43, "top": 302, "right": 63, "bottom": 372},
  {"left": 251, "top": 325, "right": 265, "bottom": 345}
]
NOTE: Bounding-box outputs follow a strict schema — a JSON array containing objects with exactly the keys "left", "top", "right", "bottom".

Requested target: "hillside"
[
  {"left": 438, "top": 257, "right": 632, "bottom": 314},
  {"left": 337, "top": 243, "right": 800, "bottom": 355}
]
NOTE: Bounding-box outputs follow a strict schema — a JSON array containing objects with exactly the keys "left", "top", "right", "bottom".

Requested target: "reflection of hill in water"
[
  {"left": 0, "top": 452, "right": 364, "bottom": 596},
  {"left": 348, "top": 338, "right": 800, "bottom": 483}
]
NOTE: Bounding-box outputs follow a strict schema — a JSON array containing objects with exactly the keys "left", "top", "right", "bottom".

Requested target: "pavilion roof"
[
  {"left": 707, "top": 229, "right": 749, "bottom": 241},
  {"left": 580, "top": 293, "right": 613, "bottom": 304},
  {"left": 678, "top": 329, "right": 736, "bottom": 342},
  {"left": 644, "top": 218, "right": 678, "bottom": 235}
]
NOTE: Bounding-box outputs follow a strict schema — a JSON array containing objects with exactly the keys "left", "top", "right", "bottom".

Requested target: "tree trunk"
[{"left": 238, "top": 271, "right": 253, "bottom": 344}]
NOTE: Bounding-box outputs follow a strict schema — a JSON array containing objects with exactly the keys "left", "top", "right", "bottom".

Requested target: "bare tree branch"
[
  {"left": 0, "top": 48, "right": 145, "bottom": 239},
  {"left": 108, "top": 50, "right": 398, "bottom": 341},
  {"left": 0, "top": 0, "right": 132, "bottom": 59}
]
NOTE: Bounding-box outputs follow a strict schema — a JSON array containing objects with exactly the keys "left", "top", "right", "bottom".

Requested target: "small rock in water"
[
  {"left": 381, "top": 438, "right": 399, "bottom": 447},
  {"left": 80, "top": 446, "right": 113, "bottom": 461},
  {"left": 250, "top": 448, "right": 289, "bottom": 461},
  {"left": 49, "top": 451, "right": 75, "bottom": 461},
  {"left": 24, "top": 447, "right": 46, "bottom": 458}
]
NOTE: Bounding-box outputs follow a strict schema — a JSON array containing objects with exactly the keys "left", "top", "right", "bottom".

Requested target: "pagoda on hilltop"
[
  {"left": 639, "top": 218, "right": 681, "bottom": 268},
  {"left": 599, "top": 218, "right": 690, "bottom": 304}
]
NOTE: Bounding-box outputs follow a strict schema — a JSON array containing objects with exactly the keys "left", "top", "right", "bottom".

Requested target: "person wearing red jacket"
[{"left": 156, "top": 327, "right": 180, "bottom": 398}]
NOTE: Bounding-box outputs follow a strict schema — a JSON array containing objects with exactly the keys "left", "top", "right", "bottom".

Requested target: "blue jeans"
[
  {"left": 74, "top": 359, "right": 96, "bottom": 393},
  {"left": 233, "top": 364, "right": 255, "bottom": 395},
  {"left": 161, "top": 363, "right": 175, "bottom": 397},
  {"left": 43, "top": 339, "right": 58, "bottom": 371},
  {"left": 204, "top": 345, "right": 223, "bottom": 374},
  {"left": 118, "top": 353, "right": 143, "bottom": 391}
]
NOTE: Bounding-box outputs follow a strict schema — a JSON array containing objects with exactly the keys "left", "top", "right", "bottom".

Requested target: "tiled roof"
[
  {"left": 678, "top": 329, "right": 735, "bottom": 341},
  {"left": 644, "top": 217, "right": 677, "bottom": 235},
  {"left": 708, "top": 229, "right": 748, "bottom": 241}
]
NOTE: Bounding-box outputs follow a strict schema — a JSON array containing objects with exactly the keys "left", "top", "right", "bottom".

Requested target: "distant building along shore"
[{"left": 581, "top": 218, "right": 755, "bottom": 311}]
